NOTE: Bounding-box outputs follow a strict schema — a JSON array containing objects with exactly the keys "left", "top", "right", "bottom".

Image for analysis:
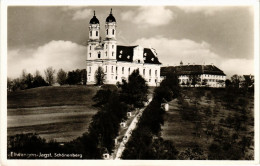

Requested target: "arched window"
[
  {"left": 112, "top": 45, "right": 114, "bottom": 49},
  {"left": 149, "top": 69, "right": 151, "bottom": 76},
  {"left": 96, "top": 31, "right": 98, "bottom": 36},
  {"left": 128, "top": 68, "right": 130, "bottom": 74},
  {"left": 90, "top": 46, "right": 91, "bottom": 50},
  {"left": 98, "top": 52, "right": 101, "bottom": 58},
  {"left": 105, "top": 66, "right": 107, "bottom": 72},
  {"left": 90, "top": 31, "right": 92, "bottom": 36},
  {"left": 89, "top": 67, "right": 91, "bottom": 73},
  {"left": 143, "top": 69, "right": 145, "bottom": 76},
  {"left": 112, "top": 29, "right": 115, "bottom": 35},
  {"left": 89, "top": 53, "right": 91, "bottom": 58},
  {"left": 106, "top": 29, "right": 108, "bottom": 35},
  {"left": 112, "top": 52, "right": 114, "bottom": 56},
  {"left": 116, "top": 67, "right": 118, "bottom": 73},
  {"left": 122, "top": 67, "right": 124, "bottom": 74},
  {"left": 112, "top": 66, "right": 113, "bottom": 73},
  {"left": 105, "top": 51, "right": 107, "bottom": 56},
  {"left": 155, "top": 70, "right": 157, "bottom": 76}
]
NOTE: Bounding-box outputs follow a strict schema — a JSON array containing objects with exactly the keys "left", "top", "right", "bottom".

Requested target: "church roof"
[
  {"left": 106, "top": 9, "right": 116, "bottom": 23},
  {"left": 161, "top": 65, "right": 226, "bottom": 76},
  {"left": 116, "top": 45, "right": 161, "bottom": 64},
  {"left": 89, "top": 11, "right": 99, "bottom": 24}
]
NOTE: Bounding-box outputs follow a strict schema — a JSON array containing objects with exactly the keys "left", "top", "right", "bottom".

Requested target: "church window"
[
  {"left": 98, "top": 52, "right": 101, "bottom": 58},
  {"left": 143, "top": 69, "right": 145, "bottom": 75},
  {"left": 96, "top": 31, "right": 98, "bottom": 36},
  {"left": 112, "top": 29, "right": 115, "bottom": 35},
  {"left": 149, "top": 69, "right": 151, "bottom": 76},
  {"left": 155, "top": 70, "right": 157, "bottom": 76},
  {"left": 122, "top": 67, "right": 124, "bottom": 74}
]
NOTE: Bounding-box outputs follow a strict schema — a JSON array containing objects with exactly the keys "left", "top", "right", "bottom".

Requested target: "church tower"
[
  {"left": 103, "top": 9, "right": 117, "bottom": 60},
  {"left": 87, "top": 11, "right": 100, "bottom": 60}
]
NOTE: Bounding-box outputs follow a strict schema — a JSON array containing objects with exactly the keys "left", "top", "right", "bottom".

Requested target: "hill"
[
  {"left": 8, "top": 85, "right": 100, "bottom": 108},
  {"left": 7, "top": 85, "right": 100, "bottom": 142}
]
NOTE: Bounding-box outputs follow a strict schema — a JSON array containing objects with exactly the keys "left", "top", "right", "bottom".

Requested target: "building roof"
[
  {"left": 116, "top": 45, "right": 161, "bottom": 64},
  {"left": 161, "top": 65, "right": 226, "bottom": 76},
  {"left": 106, "top": 9, "right": 116, "bottom": 23},
  {"left": 89, "top": 11, "right": 99, "bottom": 24}
]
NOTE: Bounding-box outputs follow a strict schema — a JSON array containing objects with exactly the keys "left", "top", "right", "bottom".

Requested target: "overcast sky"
[{"left": 8, "top": 6, "right": 254, "bottom": 78}]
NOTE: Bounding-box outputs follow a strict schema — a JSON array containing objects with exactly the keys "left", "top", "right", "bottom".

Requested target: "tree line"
[{"left": 7, "top": 67, "right": 87, "bottom": 92}]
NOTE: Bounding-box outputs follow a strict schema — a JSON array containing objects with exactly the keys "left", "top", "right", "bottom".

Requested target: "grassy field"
[
  {"left": 161, "top": 88, "right": 254, "bottom": 159},
  {"left": 7, "top": 85, "right": 99, "bottom": 142}
]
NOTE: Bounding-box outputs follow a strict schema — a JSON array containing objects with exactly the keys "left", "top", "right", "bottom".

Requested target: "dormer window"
[
  {"left": 144, "top": 57, "right": 146, "bottom": 60},
  {"left": 120, "top": 50, "right": 123, "bottom": 54},
  {"left": 144, "top": 53, "right": 147, "bottom": 56},
  {"left": 119, "top": 55, "right": 122, "bottom": 58},
  {"left": 127, "top": 55, "right": 130, "bottom": 59},
  {"left": 151, "top": 58, "right": 154, "bottom": 61}
]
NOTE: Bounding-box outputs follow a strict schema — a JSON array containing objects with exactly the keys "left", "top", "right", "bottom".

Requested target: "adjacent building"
[
  {"left": 161, "top": 62, "right": 226, "bottom": 88},
  {"left": 86, "top": 9, "right": 161, "bottom": 86}
]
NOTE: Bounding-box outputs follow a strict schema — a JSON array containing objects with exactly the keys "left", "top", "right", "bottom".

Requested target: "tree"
[
  {"left": 57, "top": 69, "right": 67, "bottom": 85},
  {"left": 231, "top": 74, "right": 242, "bottom": 89},
  {"left": 44, "top": 67, "right": 55, "bottom": 86},
  {"left": 189, "top": 74, "right": 201, "bottom": 87},
  {"left": 225, "top": 79, "right": 232, "bottom": 88},
  {"left": 119, "top": 69, "right": 148, "bottom": 107},
  {"left": 202, "top": 79, "right": 208, "bottom": 86},
  {"left": 81, "top": 69, "right": 87, "bottom": 85},
  {"left": 95, "top": 67, "right": 105, "bottom": 86}
]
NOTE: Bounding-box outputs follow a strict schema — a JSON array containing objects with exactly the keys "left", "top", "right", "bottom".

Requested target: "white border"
[{"left": 1, "top": 0, "right": 259, "bottom": 166}]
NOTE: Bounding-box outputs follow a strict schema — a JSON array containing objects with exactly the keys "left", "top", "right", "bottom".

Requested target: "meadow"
[{"left": 7, "top": 86, "right": 99, "bottom": 142}]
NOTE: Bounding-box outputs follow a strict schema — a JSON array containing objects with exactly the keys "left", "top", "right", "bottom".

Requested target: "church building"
[{"left": 86, "top": 9, "right": 161, "bottom": 86}]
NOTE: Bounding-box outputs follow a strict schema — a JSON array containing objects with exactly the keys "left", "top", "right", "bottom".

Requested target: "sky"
[{"left": 7, "top": 6, "right": 254, "bottom": 78}]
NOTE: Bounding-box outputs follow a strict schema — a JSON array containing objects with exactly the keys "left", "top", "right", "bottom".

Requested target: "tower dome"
[
  {"left": 89, "top": 11, "right": 99, "bottom": 24},
  {"left": 106, "top": 9, "right": 116, "bottom": 23}
]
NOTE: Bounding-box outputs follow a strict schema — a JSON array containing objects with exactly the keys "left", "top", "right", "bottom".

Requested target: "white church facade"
[{"left": 86, "top": 9, "right": 161, "bottom": 86}]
